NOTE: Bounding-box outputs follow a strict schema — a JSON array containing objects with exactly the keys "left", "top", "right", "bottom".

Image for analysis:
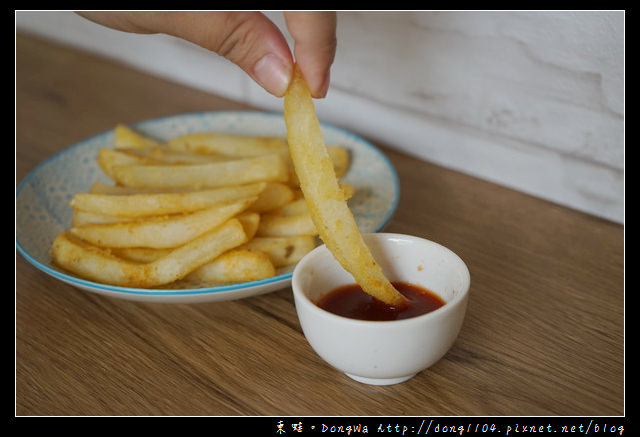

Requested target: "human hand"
[{"left": 77, "top": 11, "right": 337, "bottom": 98}]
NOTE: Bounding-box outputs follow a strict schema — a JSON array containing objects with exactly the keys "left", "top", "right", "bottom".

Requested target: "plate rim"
[{"left": 16, "top": 110, "right": 400, "bottom": 298}]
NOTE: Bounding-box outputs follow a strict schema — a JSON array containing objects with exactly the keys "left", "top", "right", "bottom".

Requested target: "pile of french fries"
[{"left": 50, "top": 123, "right": 352, "bottom": 289}]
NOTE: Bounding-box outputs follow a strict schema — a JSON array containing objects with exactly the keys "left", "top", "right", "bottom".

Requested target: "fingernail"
[
  {"left": 314, "top": 70, "right": 331, "bottom": 98},
  {"left": 254, "top": 54, "right": 292, "bottom": 97}
]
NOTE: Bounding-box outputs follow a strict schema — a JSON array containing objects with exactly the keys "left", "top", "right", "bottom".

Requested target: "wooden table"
[{"left": 16, "top": 33, "right": 625, "bottom": 419}]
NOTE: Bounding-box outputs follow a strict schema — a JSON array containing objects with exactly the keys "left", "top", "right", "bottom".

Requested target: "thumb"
[{"left": 284, "top": 12, "right": 336, "bottom": 98}]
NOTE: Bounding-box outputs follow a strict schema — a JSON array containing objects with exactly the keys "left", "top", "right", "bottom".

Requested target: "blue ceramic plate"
[{"left": 16, "top": 111, "right": 399, "bottom": 303}]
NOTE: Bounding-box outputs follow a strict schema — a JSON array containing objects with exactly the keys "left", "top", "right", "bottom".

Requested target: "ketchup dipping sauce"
[{"left": 316, "top": 282, "right": 445, "bottom": 321}]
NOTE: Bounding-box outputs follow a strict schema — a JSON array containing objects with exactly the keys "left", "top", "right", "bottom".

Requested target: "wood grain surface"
[{"left": 16, "top": 32, "right": 624, "bottom": 417}]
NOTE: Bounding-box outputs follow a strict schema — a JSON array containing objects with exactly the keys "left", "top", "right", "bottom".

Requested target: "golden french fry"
[
  {"left": 242, "top": 235, "right": 317, "bottom": 267},
  {"left": 71, "top": 209, "right": 134, "bottom": 227},
  {"left": 99, "top": 217, "right": 259, "bottom": 263},
  {"left": 98, "top": 147, "right": 227, "bottom": 182},
  {"left": 272, "top": 198, "right": 308, "bottom": 216},
  {"left": 111, "top": 246, "right": 169, "bottom": 263},
  {"left": 114, "top": 124, "right": 161, "bottom": 149},
  {"left": 187, "top": 249, "right": 275, "bottom": 283},
  {"left": 98, "top": 148, "right": 146, "bottom": 179},
  {"left": 123, "top": 146, "right": 234, "bottom": 165},
  {"left": 70, "top": 182, "right": 266, "bottom": 218},
  {"left": 88, "top": 182, "right": 196, "bottom": 195},
  {"left": 236, "top": 211, "right": 260, "bottom": 240},
  {"left": 70, "top": 198, "right": 255, "bottom": 248},
  {"left": 98, "top": 147, "right": 226, "bottom": 182},
  {"left": 341, "top": 183, "right": 355, "bottom": 200},
  {"left": 51, "top": 219, "right": 247, "bottom": 288},
  {"left": 166, "top": 132, "right": 288, "bottom": 156},
  {"left": 108, "top": 154, "right": 289, "bottom": 189},
  {"left": 88, "top": 182, "right": 143, "bottom": 195},
  {"left": 327, "top": 145, "right": 350, "bottom": 178},
  {"left": 248, "top": 182, "right": 296, "bottom": 213},
  {"left": 257, "top": 212, "right": 317, "bottom": 237},
  {"left": 284, "top": 65, "right": 405, "bottom": 306}
]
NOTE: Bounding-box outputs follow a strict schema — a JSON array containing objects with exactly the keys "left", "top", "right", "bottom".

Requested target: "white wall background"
[{"left": 16, "top": 11, "right": 625, "bottom": 223}]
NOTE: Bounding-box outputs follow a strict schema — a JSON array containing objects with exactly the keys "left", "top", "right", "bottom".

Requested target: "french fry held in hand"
[{"left": 284, "top": 65, "right": 406, "bottom": 307}]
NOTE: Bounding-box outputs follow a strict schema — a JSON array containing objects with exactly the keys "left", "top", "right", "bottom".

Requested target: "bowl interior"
[{"left": 295, "top": 233, "right": 470, "bottom": 307}]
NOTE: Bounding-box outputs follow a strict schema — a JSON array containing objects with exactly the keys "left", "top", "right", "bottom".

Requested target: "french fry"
[
  {"left": 88, "top": 182, "right": 197, "bottom": 195},
  {"left": 120, "top": 147, "right": 232, "bottom": 165},
  {"left": 114, "top": 246, "right": 276, "bottom": 282},
  {"left": 248, "top": 182, "right": 296, "bottom": 213},
  {"left": 187, "top": 249, "right": 276, "bottom": 283},
  {"left": 272, "top": 198, "right": 308, "bottom": 216},
  {"left": 71, "top": 209, "right": 135, "bottom": 227},
  {"left": 256, "top": 212, "right": 317, "bottom": 237},
  {"left": 111, "top": 246, "right": 170, "bottom": 263},
  {"left": 114, "top": 123, "right": 161, "bottom": 149},
  {"left": 327, "top": 145, "right": 350, "bottom": 179},
  {"left": 70, "top": 182, "right": 266, "bottom": 218},
  {"left": 70, "top": 198, "right": 255, "bottom": 249},
  {"left": 242, "top": 235, "right": 317, "bottom": 267},
  {"left": 236, "top": 211, "right": 260, "bottom": 240},
  {"left": 98, "top": 148, "right": 146, "bottom": 179},
  {"left": 284, "top": 64, "right": 405, "bottom": 306},
  {"left": 51, "top": 218, "right": 247, "bottom": 288},
  {"left": 341, "top": 183, "right": 355, "bottom": 200},
  {"left": 88, "top": 182, "right": 146, "bottom": 195},
  {"left": 98, "top": 147, "right": 228, "bottom": 182},
  {"left": 108, "top": 154, "right": 289, "bottom": 189},
  {"left": 166, "top": 132, "right": 288, "bottom": 156}
]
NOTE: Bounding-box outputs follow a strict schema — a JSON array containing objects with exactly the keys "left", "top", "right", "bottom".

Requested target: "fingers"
[
  {"left": 78, "top": 11, "right": 294, "bottom": 97},
  {"left": 284, "top": 11, "right": 337, "bottom": 98},
  {"left": 157, "top": 11, "right": 296, "bottom": 97},
  {"left": 76, "top": 11, "right": 337, "bottom": 98}
]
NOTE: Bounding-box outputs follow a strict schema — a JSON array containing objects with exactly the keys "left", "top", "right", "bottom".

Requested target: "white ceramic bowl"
[{"left": 292, "top": 233, "right": 471, "bottom": 385}]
